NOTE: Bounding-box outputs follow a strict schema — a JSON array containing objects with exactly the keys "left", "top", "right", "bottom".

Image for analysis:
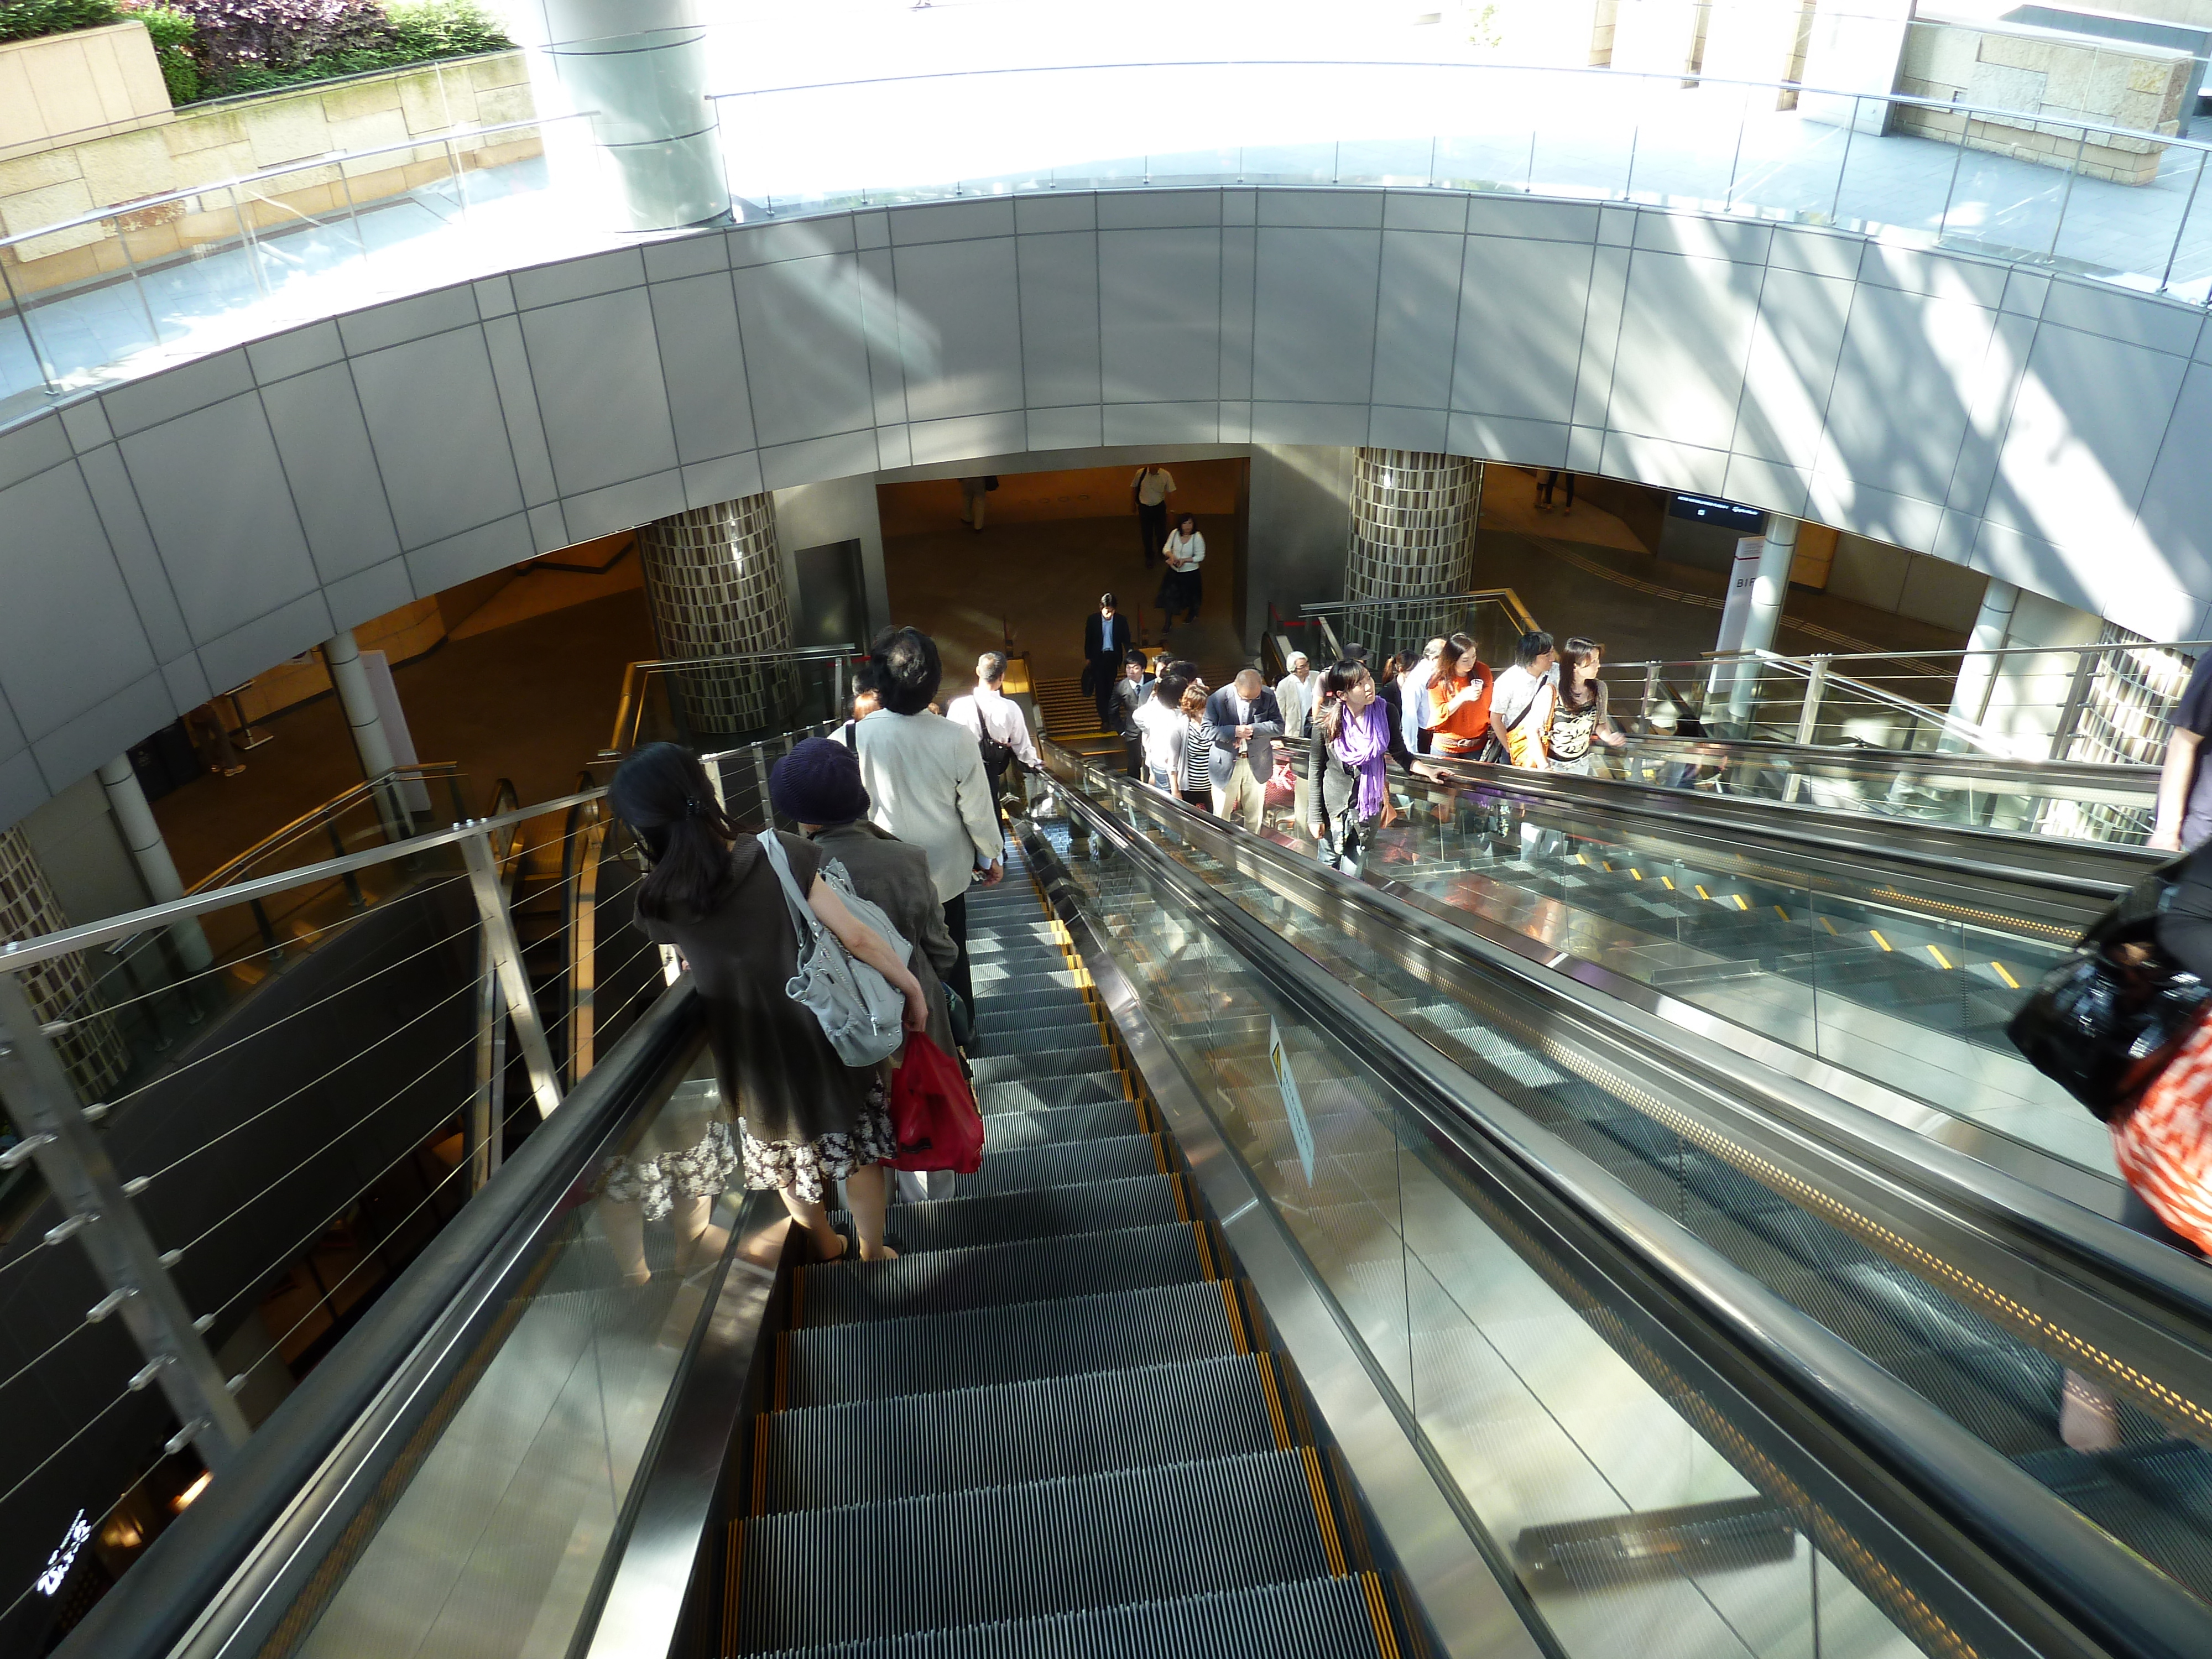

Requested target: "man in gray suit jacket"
[{"left": 1204, "top": 668, "right": 1284, "bottom": 832}]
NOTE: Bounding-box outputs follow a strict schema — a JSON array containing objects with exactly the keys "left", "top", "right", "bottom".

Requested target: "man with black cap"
[
  {"left": 769, "top": 737, "right": 960, "bottom": 1063},
  {"left": 1081, "top": 593, "right": 1133, "bottom": 732}
]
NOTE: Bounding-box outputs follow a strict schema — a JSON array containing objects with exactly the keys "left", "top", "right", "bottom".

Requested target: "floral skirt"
[
  {"left": 739, "top": 1083, "right": 896, "bottom": 1204},
  {"left": 599, "top": 1120, "right": 743, "bottom": 1220}
]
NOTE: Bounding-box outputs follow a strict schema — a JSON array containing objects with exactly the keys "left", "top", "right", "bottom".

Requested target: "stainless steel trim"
[
  {"left": 1013, "top": 818, "right": 1548, "bottom": 1659},
  {"left": 1039, "top": 782, "right": 2205, "bottom": 1659},
  {"left": 578, "top": 1193, "right": 790, "bottom": 1659}
]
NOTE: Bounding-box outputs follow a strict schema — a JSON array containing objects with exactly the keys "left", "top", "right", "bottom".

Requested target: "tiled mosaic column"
[
  {"left": 1344, "top": 449, "right": 1483, "bottom": 657},
  {"left": 0, "top": 830, "right": 127, "bottom": 1105},
  {"left": 637, "top": 495, "right": 796, "bottom": 739}
]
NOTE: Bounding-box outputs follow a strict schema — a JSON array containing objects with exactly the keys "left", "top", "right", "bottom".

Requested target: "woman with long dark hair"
[
  {"left": 1548, "top": 636, "right": 1625, "bottom": 775},
  {"left": 611, "top": 743, "right": 926, "bottom": 1264},
  {"left": 1307, "top": 659, "right": 1410, "bottom": 870}
]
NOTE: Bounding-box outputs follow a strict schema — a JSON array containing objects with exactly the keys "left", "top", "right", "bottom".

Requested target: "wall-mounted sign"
[
  {"left": 35, "top": 1510, "right": 90, "bottom": 1597},
  {"left": 1269, "top": 1018, "right": 1315, "bottom": 1186},
  {"left": 1669, "top": 493, "right": 1767, "bottom": 535}
]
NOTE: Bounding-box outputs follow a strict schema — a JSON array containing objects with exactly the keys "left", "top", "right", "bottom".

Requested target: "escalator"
[
  {"left": 1260, "top": 743, "right": 2154, "bottom": 1196},
  {"left": 1041, "top": 745, "right": 2212, "bottom": 1636},
  {"left": 61, "top": 780, "right": 2212, "bottom": 1659}
]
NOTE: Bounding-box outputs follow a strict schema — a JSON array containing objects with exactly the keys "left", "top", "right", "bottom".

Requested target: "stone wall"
[
  {"left": 0, "top": 51, "right": 535, "bottom": 299},
  {"left": 1898, "top": 14, "right": 2190, "bottom": 186},
  {"left": 0, "top": 22, "right": 171, "bottom": 154}
]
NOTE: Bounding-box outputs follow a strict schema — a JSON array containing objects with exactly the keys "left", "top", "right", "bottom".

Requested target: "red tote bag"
[
  {"left": 2112, "top": 1013, "right": 2212, "bottom": 1255},
  {"left": 883, "top": 1032, "right": 984, "bottom": 1174}
]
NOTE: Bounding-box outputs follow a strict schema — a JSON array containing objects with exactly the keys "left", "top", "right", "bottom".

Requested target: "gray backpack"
[{"left": 757, "top": 832, "right": 910, "bottom": 1067}]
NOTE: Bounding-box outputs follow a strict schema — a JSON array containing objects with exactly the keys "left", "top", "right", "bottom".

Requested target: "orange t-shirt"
[{"left": 1428, "top": 666, "right": 1493, "bottom": 756}]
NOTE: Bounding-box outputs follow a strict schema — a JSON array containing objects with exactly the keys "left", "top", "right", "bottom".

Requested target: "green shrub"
[
  {"left": 384, "top": 0, "right": 505, "bottom": 59},
  {"left": 0, "top": 0, "right": 121, "bottom": 43},
  {"left": 131, "top": 3, "right": 199, "bottom": 101}
]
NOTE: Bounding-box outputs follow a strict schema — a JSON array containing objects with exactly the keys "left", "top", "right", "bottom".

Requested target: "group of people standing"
[
  {"left": 607, "top": 625, "right": 1029, "bottom": 1271},
  {"left": 1390, "top": 628, "right": 1626, "bottom": 775}
]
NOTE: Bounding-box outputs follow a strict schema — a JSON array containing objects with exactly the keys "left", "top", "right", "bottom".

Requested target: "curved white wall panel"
[{"left": 2, "top": 185, "right": 2208, "bottom": 824}]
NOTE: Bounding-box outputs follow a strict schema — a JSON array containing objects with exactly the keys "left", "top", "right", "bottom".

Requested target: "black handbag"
[{"left": 2006, "top": 856, "right": 2212, "bottom": 1120}]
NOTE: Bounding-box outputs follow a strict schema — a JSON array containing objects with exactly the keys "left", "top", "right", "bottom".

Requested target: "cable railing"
[
  {"left": 13, "top": 58, "right": 2212, "bottom": 431},
  {"left": 0, "top": 722, "right": 813, "bottom": 1639},
  {"left": 1300, "top": 589, "right": 1541, "bottom": 674},
  {"left": 1590, "top": 635, "right": 2198, "bottom": 842}
]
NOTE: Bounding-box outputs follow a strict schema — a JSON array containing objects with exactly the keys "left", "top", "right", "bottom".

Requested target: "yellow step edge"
[{"left": 1300, "top": 1444, "right": 1349, "bottom": 1575}]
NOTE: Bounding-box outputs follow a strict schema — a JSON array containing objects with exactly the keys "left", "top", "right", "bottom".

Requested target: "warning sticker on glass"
[{"left": 1269, "top": 1018, "right": 1314, "bottom": 1186}]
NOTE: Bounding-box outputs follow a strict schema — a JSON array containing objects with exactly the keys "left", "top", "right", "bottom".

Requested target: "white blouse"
[{"left": 1162, "top": 529, "right": 1206, "bottom": 571}]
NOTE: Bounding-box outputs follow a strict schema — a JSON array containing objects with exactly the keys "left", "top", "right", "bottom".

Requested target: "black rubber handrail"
[
  {"left": 1048, "top": 776, "right": 2210, "bottom": 1659},
  {"left": 57, "top": 983, "right": 701, "bottom": 1659}
]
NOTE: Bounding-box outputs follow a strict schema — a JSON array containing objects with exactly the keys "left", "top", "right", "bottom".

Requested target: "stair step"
[
  {"left": 980, "top": 1099, "right": 1143, "bottom": 1147},
  {"left": 735, "top": 1449, "right": 1331, "bottom": 1650},
  {"left": 974, "top": 1073, "right": 1128, "bottom": 1113},
  {"left": 800, "top": 1223, "right": 1204, "bottom": 1327},
  {"left": 952, "top": 1134, "right": 1162, "bottom": 1196},
  {"left": 968, "top": 1048, "right": 1117, "bottom": 1084},
  {"left": 744, "top": 1576, "right": 1385, "bottom": 1659},
  {"left": 760, "top": 1354, "right": 1281, "bottom": 1510},
  {"left": 861, "top": 1173, "right": 1182, "bottom": 1252},
  {"left": 981, "top": 1026, "right": 1113, "bottom": 1059},
  {"left": 787, "top": 1280, "right": 1237, "bottom": 1405},
  {"left": 973, "top": 990, "right": 1093, "bottom": 1023},
  {"left": 973, "top": 1001, "right": 1098, "bottom": 1034}
]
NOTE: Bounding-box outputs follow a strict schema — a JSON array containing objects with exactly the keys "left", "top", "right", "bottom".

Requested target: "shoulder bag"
[
  {"left": 2006, "top": 855, "right": 2212, "bottom": 1120},
  {"left": 757, "top": 832, "right": 911, "bottom": 1067}
]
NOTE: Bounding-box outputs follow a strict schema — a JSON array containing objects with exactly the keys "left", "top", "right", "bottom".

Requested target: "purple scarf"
[{"left": 1329, "top": 698, "right": 1391, "bottom": 821}]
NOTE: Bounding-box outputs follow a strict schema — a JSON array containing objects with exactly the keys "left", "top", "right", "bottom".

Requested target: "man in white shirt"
[
  {"left": 1274, "top": 652, "right": 1312, "bottom": 832},
  {"left": 852, "top": 628, "right": 1004, "bottom": 1017},
  {"left": 945, "top": 651, "right": 1039, "bottom": 812},
  {"left": 1401, "top": 637, "right": 1447, "bottom": 756},
  {"left": 1131, "top": 465, "right": 1176, "bottom": 567},
  {"left": 1488, "top": 630, "right": 1559, "bottom": 769}
]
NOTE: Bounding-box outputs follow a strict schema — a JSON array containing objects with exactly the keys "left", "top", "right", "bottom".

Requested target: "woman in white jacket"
[{"left": 1156, "top": 514, "right": 1206, "bottom": 635}]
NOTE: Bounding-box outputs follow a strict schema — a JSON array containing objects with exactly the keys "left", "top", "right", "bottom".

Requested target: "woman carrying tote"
[
  {"left": 1547, "top": 637, "right": 1626, "bottom": 776},
  {"left": 1157, "top": 513, "right": 1206, "bottom": 635},
  {"left": 612, "top": 743, "right": 926, "bottom": 1266},
  {"left": 1307, "top": 660, "right": 1411, "bottom": 870}
]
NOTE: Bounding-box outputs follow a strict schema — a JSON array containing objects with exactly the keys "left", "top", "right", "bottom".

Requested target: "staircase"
[
  {"left": 1030, "top": 674, "right": 1106, "bottom": 742},
  {"left": 728, "top": 836, "right": 1411, "bottom": 1657}
]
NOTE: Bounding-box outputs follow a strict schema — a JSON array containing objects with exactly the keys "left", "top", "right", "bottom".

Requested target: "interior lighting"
[{"left": 171, "top": 1471, "right": 212, "bottom": 1513}]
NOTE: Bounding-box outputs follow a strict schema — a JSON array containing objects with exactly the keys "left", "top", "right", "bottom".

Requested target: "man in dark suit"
[
  {"left": 1081, "top": 593, "right": 1133, "bottom": 731},
  {"left": 1204, "top": 668, "right": 1284, "bottom": 833},
  {"left": 1110, "top": 649, "right": 1151, "bottom": 776}
]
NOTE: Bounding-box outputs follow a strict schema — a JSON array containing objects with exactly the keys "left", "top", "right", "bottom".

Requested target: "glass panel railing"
[
  {"left": 285, "top": 1030, "right": 727, "bottom": 1659},
  {"left": 1040, "top": 771, "right": 2212, "bottom": 1633},
  {"left": 13, "top": 59, "right": 2212, "bottom": 430},
  {"left": 1031, "top": 800, "right": 2047, "bottom": 1659}
]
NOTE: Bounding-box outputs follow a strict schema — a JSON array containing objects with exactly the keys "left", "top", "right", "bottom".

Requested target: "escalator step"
[
  {"left": 979, "top": 1099, "right": 1142, "bottom": 1147},
  {"left": 737, "top": 1449, "right": 1329, "bottom": 1650},
  {"left": 788, "top": 1281, "right": 1238, "bottom": 1404},
  {"left": 801, "top": 1223, "right": 1206, "bottom": 1326},
  {"left": 761, "top": 1353, "right": 1279, "bottom": 1510},
  {"left": 972, "top": 964, "right": 1087, "bottom": 991},
  {"left": 980, "top": 1028, "right": 1114, "bottom": 1059},
  {"left": 861, "top": 1174, "right": 1182, "bottom": 1251},
  {"left": 973, "top": 1005, "right": 1099, "bottom": 1039},
  {"left": 968, "top": 1050, "right": 1119, "bottom": 1084},
  {"left": 974, "top": 990, "right": 1093, "bottom": 1024},
  {"left": 952, "top": 1134, "right": 1162, "bottom": 1195},
  {"left": 743, "top": 1573, "right": 1385, "bottom": 1659},
  {"left": 974, "top": 1074, "right": 1126, "bottom": 1113}
]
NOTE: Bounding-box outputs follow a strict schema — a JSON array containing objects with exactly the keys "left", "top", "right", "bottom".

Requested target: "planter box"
[{"left": 0, "top": 22, "right": 171, "bottom": 152}]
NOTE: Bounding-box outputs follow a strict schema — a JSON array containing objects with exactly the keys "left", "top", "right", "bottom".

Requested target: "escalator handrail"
[
  {"left": 58, "top": 981, "right": 702, "bottom": 1659},
  {"left": 1613, "top": 731, "right": 2159, "bottom": 791},
  {"left": 1046, "top": 774, "right": 2211, "bottom": 1659},
  {"left": 1400, "top": 748, "right": 2157, "bottom": 899},
  {"left": 1072, "top": 749, "right": 2212, "bottom": 1325}
]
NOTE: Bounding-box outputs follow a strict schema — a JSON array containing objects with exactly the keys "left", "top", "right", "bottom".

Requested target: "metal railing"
[
  {"left": 16, "top": 56, "right": 2212, "bottom": 427},
  {"left": 0, "top": 724, "right": 808, "bottom": 1639},
  {"left": 1300, "top": 589, "right": 1541, "bottom": 674},
  {"left": 603, "top": 645, "right": 859, "bottom": 756}
]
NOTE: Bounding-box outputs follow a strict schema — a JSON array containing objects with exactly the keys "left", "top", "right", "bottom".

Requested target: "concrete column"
[
  {"left": 0, "top": 829, "right": 128, "bottom": 1104},
  {"left": 1715, "top": 517, "right": 1800, "bottom": 729},
  {"left": 96, "top": 756, "right": 213, "bottom": 972},
  {"left": 638, "top": 494, "right": 796, "bottom": 740},
  {"left": 1344, "top": 448, "right": 1483, "bottom": 661},
  {"left": 324, "top": 630, "right": 409, "bottom": 840},
  {"left": 324, "top": 630, "right": 399, "bottom": 780},
  {"left": 1940, "top": 577, "right": 2020, "bottom": 750},
  {"left": 499, "top": 0, "right": 724, "bottom": 232}
]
